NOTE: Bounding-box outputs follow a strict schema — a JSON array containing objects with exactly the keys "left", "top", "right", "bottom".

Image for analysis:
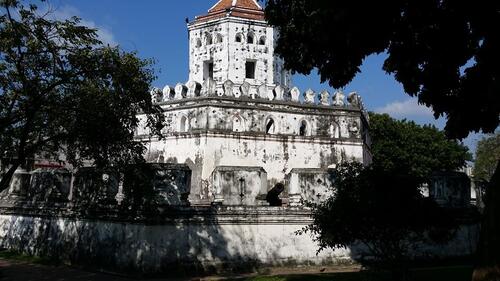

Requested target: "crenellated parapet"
[
  {"left": 150, "top": 80, "right": 366, "bottom": 110},
  {"left": 139, "top": 82, "right": 370, "bottom": 144}
]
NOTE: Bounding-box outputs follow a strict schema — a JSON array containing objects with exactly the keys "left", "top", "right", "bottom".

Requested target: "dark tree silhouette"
[
  {"left": 0, "top": 1, "right": 164, "bottom": 192},
  {"left": 301, "top": 115, "right": 471, "bottom": 280},
  {"left": 302, "top": 162, "right": 456, "bottom": 281},
  {"left": 264, "top": 2, "right": 499, "bottom": 279},
  {"left": 264, "top": 0, "right": 499, "bottom": 139}
]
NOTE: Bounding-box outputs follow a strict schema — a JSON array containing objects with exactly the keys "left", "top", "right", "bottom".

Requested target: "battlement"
[
  {"left": 150, "top": 80, "right": 366, "bottom": 109},
  {"left": 139, "top": 83, "right": 370, "bottom": 155}
]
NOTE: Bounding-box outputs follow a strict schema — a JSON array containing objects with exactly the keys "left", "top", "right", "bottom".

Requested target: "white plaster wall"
[
  {"left": 145, "top": 134, "right": 363, "bottom": 203},
  {"left": 199, "top": 136, "right": 362, "bottom": 181},
  {"left": 0, "top": 214, "right": 479, "bottom": 273},
  {"left": 138, "top": 100, "right": 368, "bottom": 204},
  {"left": 188, "top": 18, "right": 291, "bottom": 89},
  {"left": 0, "top": 214, "right": 350, "bottom": 272},
  {"left": 139, "top": 105, "right": 363, "bottom": 139}
]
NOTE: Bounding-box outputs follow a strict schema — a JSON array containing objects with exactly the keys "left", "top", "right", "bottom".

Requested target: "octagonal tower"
[
  {"left": 137, "top": 0, "right": 371, "bottom": 206},
  {"left": 188, "top": 0, "right": 291, "bottom": 95}
]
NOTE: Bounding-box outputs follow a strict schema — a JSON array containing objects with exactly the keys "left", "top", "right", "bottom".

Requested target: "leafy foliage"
[
  {"left": 369, "top": 113, "right": 471, "bottom": 181},
  {"left": 0, "top": 1, "right": 164, "bottom": 191},
  {"left": 302, "top": 162, "right": 455, "bottom": 266},
  {"left": 474, "top": 133, "right": 500, "bottom": 182},
  {"left": 300, "top": 116, "right": 470, "bottom": 275},
  {"left": 264, "top": 0, "right": 499, "bottom": 138}
]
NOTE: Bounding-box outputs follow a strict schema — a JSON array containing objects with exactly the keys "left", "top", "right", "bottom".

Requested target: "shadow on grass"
[
  {"left": 231, "top": 272, "right": 374, "bottom": 281},
  {"left": 228, "top": 266, "right": 473, "bottom": 281},
  {"left": 0, "top": 249, "right": 61, "bottom": 266}
]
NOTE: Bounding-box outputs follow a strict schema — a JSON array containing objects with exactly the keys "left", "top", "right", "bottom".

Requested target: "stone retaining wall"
[{"left": 0, "top": 206, "right": 480, "bottom": 274}]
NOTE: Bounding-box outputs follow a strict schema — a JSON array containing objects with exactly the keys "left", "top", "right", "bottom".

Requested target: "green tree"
[
  {"left": 370, "top": 113, "right": 471, "bottom": 181},
  {"left": 472, "top": 134, "right": 500, "bottom": 280},
  {"left": 0, "top": 0, "right": 164, "bottom": 192},
  {"left": 264, "top": 1, "right": 499, "bottom": 278},
  {"left": 302, "top": 115, "right": 470, "bottom": 279},
  {"left": 264, "top": 0, "right": 499, "bottom": 139},
  {"left": 474, "top": 133, "right": 500, "bottom": 182},
  {"left": 303, "top": 162, "right": 454, "bottom": 280}
]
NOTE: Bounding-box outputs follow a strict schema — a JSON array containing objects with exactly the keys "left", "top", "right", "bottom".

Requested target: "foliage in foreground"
[
  {"left": 265, "top": 1, "right": 498, "bottom": 277},
  {"left": 300, "top": 115, "right": 471, "bottom": 278},
  {"left": 300, "top": 162, "right": 455, "bottom": 268},
  {"left": 264, "top": 0, "right": 499, "bottom": 139},
  {"left": 0, "top": 0, "right": 164, "bottom": 191}
]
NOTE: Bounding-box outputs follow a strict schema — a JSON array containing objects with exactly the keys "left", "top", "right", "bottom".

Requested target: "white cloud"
[
  {"left": 43, "top": 5, "right": 117, "bottom": 46},
  {"left": 375, "top": 98, "right": 434, "bottom": 119}
]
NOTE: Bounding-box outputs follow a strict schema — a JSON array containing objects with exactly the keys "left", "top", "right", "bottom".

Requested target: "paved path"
[
  {"left": 0, "top": 259, "right": 136, "bottom": 281},
  {"left": 0, "top": 258, "right": 361, "bottom": 281}
]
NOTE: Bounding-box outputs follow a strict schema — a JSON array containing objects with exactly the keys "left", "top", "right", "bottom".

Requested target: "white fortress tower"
[
  {"left": 0, "top": 1, "right": 473, "bottom": 273},
  {"left": 138, "top": 0, "right": 371, "bottom": 206},
  {"left": 188, "top": 0, "right": 291, "bottom": 94}
]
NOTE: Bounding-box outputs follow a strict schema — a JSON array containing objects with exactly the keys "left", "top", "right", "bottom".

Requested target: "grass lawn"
[
  {"left": 0, "top": 250, "right": 473, "bottom": 281},
  {"left": 229, "top": 265, "right": 473, "bottom": 281},
  {"left": 0, "top": 250, "right": 60, "bottom": 266}
]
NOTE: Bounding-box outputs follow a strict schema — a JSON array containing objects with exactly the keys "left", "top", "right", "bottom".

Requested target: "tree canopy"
[
  {"left": 264, "top": 0, "right": 499, "bottom": 139},
  {"left": 0, "top": 0, "right": 164, "bottom": 191},
  {"left": 474, "top": 133, "right": 500, "bottom": 182},
  {"left": 369, "top": 113, "right": 471, "bottom": 181},
  {"left": 303, "top": 162, "right": 454, "bottom": 277},
  {"left": 302, "top": 114, "right": 471, "bottom": 278}
]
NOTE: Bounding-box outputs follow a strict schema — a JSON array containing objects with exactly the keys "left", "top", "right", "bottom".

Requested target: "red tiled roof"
[
  {"left": 209, "top": 0, "right": 262, "bottom": 12},
  {"left": 194, "top": 0, "right": 265, "bottom": 23}
]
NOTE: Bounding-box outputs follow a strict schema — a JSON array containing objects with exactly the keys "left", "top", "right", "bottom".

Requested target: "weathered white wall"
[
  {"left": 212, "top": 166, "right": 267, "bottom": 205},
  {"left": 138, "top": 98, "right": 368, "bottom": 205},
  {"left": 188, "top": 17, "right": 291, "bottom": 90},
  {"left": 0, "top": 214, "right": 479, "bottom": 273},
  {"left": 288, "top": 169, "right": 335, "bottom": 205},
  {"left": 0, "top": 213, "right": 350, "bottom": 272},
  {"left": 144, "top": 134, "right": 364, "bottom": 204},
  {"left": 146, "top": 104, "right": 364, "bottom": 138}
]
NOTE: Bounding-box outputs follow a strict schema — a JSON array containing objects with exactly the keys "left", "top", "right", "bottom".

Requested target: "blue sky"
[{"left": 37, "top": 0, "right": 485, "bottom": 154}]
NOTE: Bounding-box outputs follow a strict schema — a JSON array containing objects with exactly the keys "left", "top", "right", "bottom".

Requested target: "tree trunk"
[
  {"left": 0, "top": 160, "right": 20, "bottom": 193},
  {"left": 472, "top": 160, "right": 500, "bottom": 281}
]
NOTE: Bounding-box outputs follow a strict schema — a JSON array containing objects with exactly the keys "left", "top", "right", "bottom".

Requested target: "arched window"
[
  {"left": 299, "top": 120, "right": 308, "bottom": 136},
  {"left": 330, "top": 123, "right": 340, "bottom": 138},
  {"left": 195, "top": 38, "right": 202, "bottom": 48},
  {"left": 216, "top": 33, "right": 223, "bottom": 43},
  {"left": 265, "top": 118, "right": 276, "bottom": 134},
  {"left": 232, "top": 116, "right": 245, "bottom": 132},
  {"left": 258, "top": 36, "right": 266, "bottom": 45},
  {"left": 206, "top": 33, "right": 213, "bottom": 45},
  {"left": 235, "top": 33, "right": 243, "bottom": 43},
  {"left": 247, "top": 32, "right": 255, "bottom": 44},
  {"left": 179, "top": 116, "right": 189, "bottom": 132}
]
